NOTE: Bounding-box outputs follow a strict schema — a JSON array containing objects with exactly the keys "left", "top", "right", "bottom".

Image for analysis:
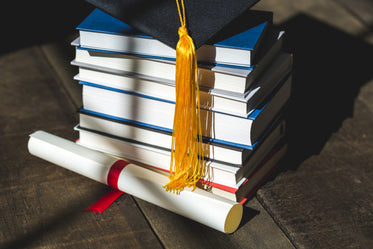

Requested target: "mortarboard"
[
  {"left": 84, "top": 0, "right": 261, "bottom": 193},
  {"left": 85, "top": 0, "right": 261, "bottom": 49}
]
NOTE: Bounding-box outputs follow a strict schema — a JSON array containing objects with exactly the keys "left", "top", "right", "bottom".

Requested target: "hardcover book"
[
  {"left": 77, "top": 108, "right": 284, "bottom": 165},
  {"left": 71, "top": 28, "right": 284, "bottom": 94},
  {"left": 197, "top": 144, "right": 287, "bottom": 203},
  {"left": 75, "top": 120, "right": 286, "bottom": 187},
  {"left": 77, "top": 8, "right": 272, "bottom": 67},
  {"left": 75, "top": 52, "right": 293, "bottom": 117},
  {"left": 79, "top": 74, "right": 292, "bottom": 147}
]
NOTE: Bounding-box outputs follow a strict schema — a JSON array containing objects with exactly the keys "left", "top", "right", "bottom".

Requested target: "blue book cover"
[
  {"left": 79, "top": 106, "right": 258, "bottom": 150},
  {"left": 78, "top": 9, "right": 149, "bottom": 38},
  {"left": 77, "top": 75, "right": 291, "bottom": 150},
  {"left": 78, "top": 107, "right": 258, "bottom": 151},
  {"left": 77, "top": 8, "right": 269, "bottom": 51}
]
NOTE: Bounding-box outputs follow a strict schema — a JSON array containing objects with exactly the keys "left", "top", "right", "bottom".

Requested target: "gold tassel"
[{"left": 163, "top": 0, "right": 205, "bottom": 193}]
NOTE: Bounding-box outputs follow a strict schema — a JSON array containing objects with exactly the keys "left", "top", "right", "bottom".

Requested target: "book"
[
  {"left": 75, "top": 52, "right": 293, "bottom": 117},
  {"left": 75, "top": 120, "right": 286, "bottom": 187},
  {"left": 78, "top": 112, "right": 252, "bottom": 166},
  {"left": 77, "top": 107, "right": 283, "bottom": 165},
  {"left": 110, "top": 144, "right": 287, "bottom": 204},
  {"left": 80, "top": 74, "right": 292, "bottom": 147},
  {"left": 71, "top": 29, "right": 284, "bottom": 94},
  {"left": 77, "top": 8, "right": 271, "bottom": 67},
  {"left": 197, "top": 144, "right": 288, "bottom": 203}
]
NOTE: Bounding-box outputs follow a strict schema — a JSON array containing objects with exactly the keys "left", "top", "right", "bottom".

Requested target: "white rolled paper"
[{"left": 28, "top": 130, "right": 243, "bottom": 233}]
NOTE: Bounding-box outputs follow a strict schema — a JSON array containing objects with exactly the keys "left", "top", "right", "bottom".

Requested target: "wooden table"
[{"left": 1, "top": 1, "right": 372, "bottom": 248}]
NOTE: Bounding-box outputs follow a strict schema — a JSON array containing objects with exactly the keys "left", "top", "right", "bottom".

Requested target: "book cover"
[
  {"left": 197, "top": 144, "right": 288, "bottom": 203},
  {"left": 77, "top": 9, "right": 271, "bottom": 66},
  {"left": 75, "top": 52, "right": 293, "bottom": 117},
  {"left": 71, "top": 28, "right": 284, "bottom": 94},
  {"left": 78, "top": 110, "right": 254, "bottom": 165},
  {"left": 75, "top": 119, "right": 286, "bottom": 187},
  {"left": 79, "top": 73, "right": 292, "bottom": 147}
]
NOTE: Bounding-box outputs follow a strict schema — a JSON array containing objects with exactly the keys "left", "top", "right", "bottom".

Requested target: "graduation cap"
[
  {"left": 85, "top": 0, "right": 261, "bottom": 193},
  {"left": 86, "top": 0, "right": 261, "bottom": 49}
]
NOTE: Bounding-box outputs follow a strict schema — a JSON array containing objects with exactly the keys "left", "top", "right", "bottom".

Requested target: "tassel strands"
[{"left": 164, "top": 0, "right": 205, "bottom": 193}]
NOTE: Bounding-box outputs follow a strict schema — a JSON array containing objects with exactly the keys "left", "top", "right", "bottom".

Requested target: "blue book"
[
  {"left": 75, "top": 117, "right": 286, "bottom": 186},
  {"left": 77, "top": 9, "right": 271, "bottom": 67},
  {"left": 77, "top": 71, "right": 291, "bottom": 148}
]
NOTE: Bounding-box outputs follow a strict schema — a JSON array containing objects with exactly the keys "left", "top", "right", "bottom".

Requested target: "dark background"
[{"left": 0, "top": 1, "right": 93, "bottom": 54}]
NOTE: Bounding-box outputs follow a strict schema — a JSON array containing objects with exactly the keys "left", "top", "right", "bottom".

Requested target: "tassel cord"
[{"left": 164, "top": 0, "right": 205, "bottom": 193}]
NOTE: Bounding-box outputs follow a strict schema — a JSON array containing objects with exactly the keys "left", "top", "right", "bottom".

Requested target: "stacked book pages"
[{"left": 72, "top": 9, "right": 293, "bottom": 204}]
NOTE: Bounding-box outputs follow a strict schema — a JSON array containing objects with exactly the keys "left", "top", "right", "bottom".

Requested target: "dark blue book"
[{"left": 77, "top": 9, "right": 271, "bottom": 67}]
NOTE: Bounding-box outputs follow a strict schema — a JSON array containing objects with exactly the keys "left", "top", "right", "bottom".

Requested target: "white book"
[
  {"left": 75, "top": 120, "right": 286, "bottom": 187},
  {"left": 78, "top": 113, "right": 252, "bottom": 166},
  {"left": 77, "top": 9, "right": 272, "bottom": 67},
  {"left": 75, "top": 53, "right": 293, "bottom": 117},
  {"left": 72, "top": 47, "right": 251, "bottom": 94},
  {"left": 196, "top": 144, "right": 288, "bottom": 203},
  {"left": 78, "top": 109, "right": 284, "bottom": 165},
  {"left": 71, "top": 30, "right": 284, "bottom": 94},
  {"left": 80, "top": 74, "right": 292, "bottom": 147}
]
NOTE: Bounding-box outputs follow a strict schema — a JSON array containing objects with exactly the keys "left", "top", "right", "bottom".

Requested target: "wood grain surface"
[{"left": 1, "top": 0, "right": 373, "bottom": 248}]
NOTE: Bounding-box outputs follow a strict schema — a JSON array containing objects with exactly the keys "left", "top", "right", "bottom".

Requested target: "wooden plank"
[
  {"left": 334, "top": 0, "right": 373, "bottom": 27},
  {"left": 254, "top": 2, "right": 373, "bottom": 245},
  {"left": 253, "top": 0, "right": 367, "bottom": 36},
  {"left": 358, "top": 79, "right": 373, "bottom": 114},
  {"left": 40, "top": 34, "right": 83, "bottom": 109},
  {"left": 0, "top": 46, "right": 163, "bottom": 249},
  {"left": 258, "top": 101, "right": 373, "bottom": 248},
  {"left": 135, "top": 197, "right": 294, "bottom": 249}
]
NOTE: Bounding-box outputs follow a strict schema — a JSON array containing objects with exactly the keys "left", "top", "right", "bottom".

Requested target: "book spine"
[
  {"left": 76, "top": 130, "right": 240, "bottom": 186},
  {"left": 74, "top": 47, "right": 248, "bottom": 93},
  {"left": 82, "top": 84, "right": 255, "bottom": 146},
  {"left": 78, "top": 113, "right": 248, "bottom": 165}
]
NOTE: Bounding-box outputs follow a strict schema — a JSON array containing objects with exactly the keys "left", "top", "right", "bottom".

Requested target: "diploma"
[{"left": 28, "top": 131, "right": 243, "bottom": 233}]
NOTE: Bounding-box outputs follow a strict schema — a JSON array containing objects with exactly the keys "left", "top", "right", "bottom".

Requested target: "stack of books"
[{"left": 71, "top": 9, "right": 293, "bottom": 204}]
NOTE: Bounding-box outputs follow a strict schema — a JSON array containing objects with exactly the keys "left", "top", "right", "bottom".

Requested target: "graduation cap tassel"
[{"left": 164, "top": 0, "right": 205, "bottom": 193}]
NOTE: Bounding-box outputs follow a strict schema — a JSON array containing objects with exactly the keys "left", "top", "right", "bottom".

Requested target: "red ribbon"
[{"left": 85, "top": 160, "right": 129, "bottom": 214}]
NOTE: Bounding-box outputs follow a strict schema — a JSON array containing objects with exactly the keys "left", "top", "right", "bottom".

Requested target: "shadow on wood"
[
  {"left": 277, "top": 14, "right": 373, "bottom": 171},
  {"left": 1, "top": 187, "right": 109, "bottom": 249},
  {"left": 237, "top": 205, "right": 260, "bottom": 230},
  {"left": 256, "top": 14, "right": 373, "bottom": 249},
  {"left": 0, "top": 0, "right": 93, "bottom": 55}
]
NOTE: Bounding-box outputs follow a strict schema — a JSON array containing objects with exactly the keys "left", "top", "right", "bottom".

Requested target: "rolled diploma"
[{"left": 28, "top": 131, "right": 243, "bottom": 233}]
